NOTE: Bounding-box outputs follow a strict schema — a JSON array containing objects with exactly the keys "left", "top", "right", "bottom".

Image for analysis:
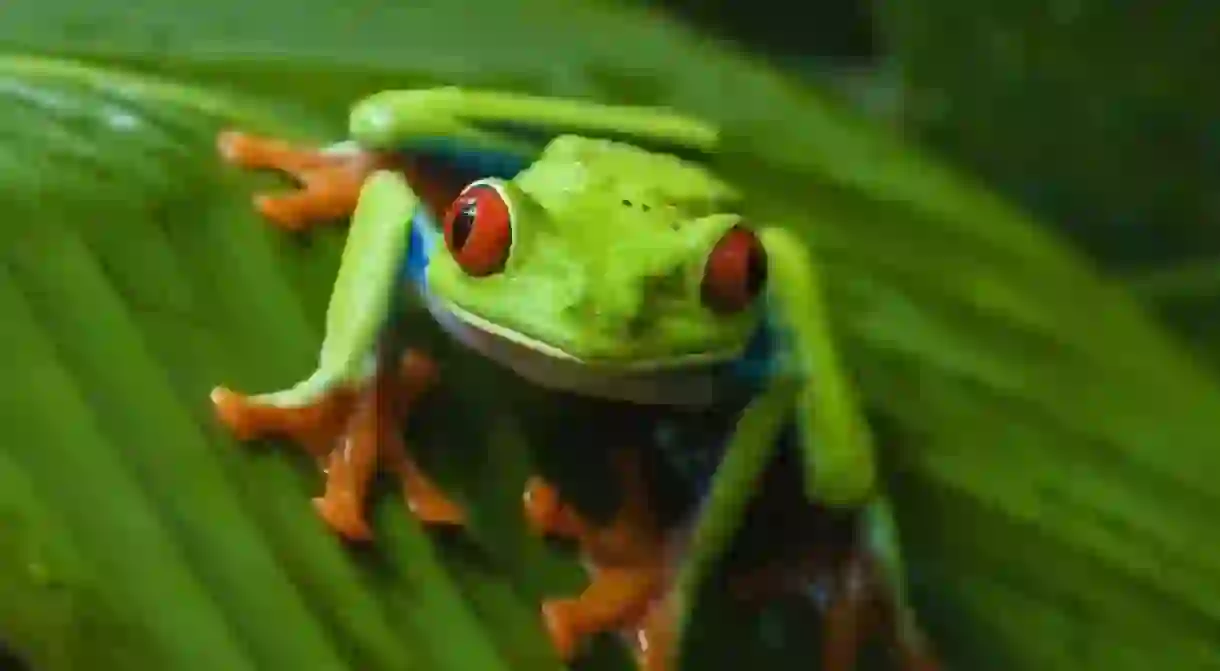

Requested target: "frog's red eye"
[
  {"left": 443, "top": 184, "right": 513, "bottom": 277},
  {"left": 701, "top": 225, "right": 767, "bottom": 314}
]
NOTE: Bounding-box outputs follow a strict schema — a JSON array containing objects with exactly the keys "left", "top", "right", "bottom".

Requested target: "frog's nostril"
[{"left": 645, "top": 268, "right": 685, "bottom": 295}]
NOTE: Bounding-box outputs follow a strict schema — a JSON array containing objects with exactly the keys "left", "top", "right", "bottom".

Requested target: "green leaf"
[
  {"left": 0, "top": 2, "right": 1218, "bottom": 670},
  {"left": 0, "top": 56, "right": 553, "bottom": 671},
  {"left": 877, "top": 1, "right": 1220, "bottom": 261}
]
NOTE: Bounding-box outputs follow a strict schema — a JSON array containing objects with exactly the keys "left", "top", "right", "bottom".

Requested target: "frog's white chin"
[{"left": 424, "top": 296, "right": 736, "bottom": 406}]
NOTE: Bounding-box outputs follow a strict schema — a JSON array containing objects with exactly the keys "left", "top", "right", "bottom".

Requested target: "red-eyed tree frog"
[{"left": 209, "top": 88, "right": 940, "bottom": 671}]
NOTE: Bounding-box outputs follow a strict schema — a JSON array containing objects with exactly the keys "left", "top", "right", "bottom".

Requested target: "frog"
[{"left": 208, "top": 87, "right": 940, "bottom": 671}]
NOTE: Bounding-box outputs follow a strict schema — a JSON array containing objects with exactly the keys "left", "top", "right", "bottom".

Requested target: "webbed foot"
[
  {"left": 211, "top": 350, "right": 464, "bottom": 540},
  {"left": 820, "top": 554, "right": 941, "bottom": 671},
  {"left": 525, "top": 451, "right": 671, "bottom": 667},
  {"left": 217, "top": 130, "right": 400, "bottom": 231},
  {"left": 732, "top": 551, "right": 941, "bottom": 671}
]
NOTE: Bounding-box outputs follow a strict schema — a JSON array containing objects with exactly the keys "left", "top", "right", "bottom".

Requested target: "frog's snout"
[
  {"left": 581, "top": 275, "right": 645, "bottom": 335},
  {"left": 578, "top": 262, "right": 684, "bottom": 340}
]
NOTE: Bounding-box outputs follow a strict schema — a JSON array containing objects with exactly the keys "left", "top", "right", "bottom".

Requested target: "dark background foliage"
[{"left": 654, "top": 0, "right": 1220, "bottom": 367}]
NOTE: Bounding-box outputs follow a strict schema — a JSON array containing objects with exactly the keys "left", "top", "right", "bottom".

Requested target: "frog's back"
[{"left": 516, "top": 135, "right": 739, "bottom": 209}]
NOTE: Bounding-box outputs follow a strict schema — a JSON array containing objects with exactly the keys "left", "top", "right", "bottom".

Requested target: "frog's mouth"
[{"left": 425, "top": 296, "right": 741, "bottom": 406}]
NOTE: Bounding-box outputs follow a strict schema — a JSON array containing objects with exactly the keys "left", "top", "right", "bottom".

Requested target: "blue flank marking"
[
  {"left": 725, "top": 313, "right": 784, "bottom": 390},
  {"left": 674, "top": 312, "right": 800, "bottom": 501},
  {"left": 400, "top": 211, "right": 435, "bottom": 292}
]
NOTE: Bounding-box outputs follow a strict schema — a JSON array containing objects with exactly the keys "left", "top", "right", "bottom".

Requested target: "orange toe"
[
  {"left": 632, "top": 601, "right": 677, "bottom": 671},
  {"left": 217, "top": 131, "right": 251, "bottom": 165},
  {"left": 212, "top": 351, "right": 456, "bottom": 544},
  {"left": 215, "top": 130, "right": 253, "bottom": 165},
  {"left": 216, "top": 130, "right": 328, "bottom": 172},
  {"left": 406, "top": 491, "right": 465, "bottom": 526},
  {"left": 542, "top": 599, "right": 582, "bottom": 661},
  {"left": 313, "top": 494, "right": 374, "bottom": 542},
  {"left": 210, "top": 386, "right": 261, "bottom": 441},
  {"left": 253, "top": 192, "right": 336, "bottom": 232},
  {"left": 531, "top": 451, "right": 669, "bottom": 666},
  {"left": 217, "top": 128, "right": 394, "bottom": 231},
  {"left": 523, "top": 477, "right": 584, "bottom": 539}
]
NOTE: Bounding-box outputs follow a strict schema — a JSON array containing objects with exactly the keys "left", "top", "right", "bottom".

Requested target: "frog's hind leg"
[
  {"left": 524, "top": 450, "right": 670, "bottom": 662},
  {"left": 216, "top": 130, "right": 401, "bottom": 231},
  {"left": 817, "top": 553, "right": 885, "bottom": 671},
  {"left": 859, "top": 499, "right": 941, "bottom": 671},
  {"left": 716, "top": 498, "right": 938, "bottom": 670},
  {"left": 815, "top": 553, "right": 940, "bottom": 671},
  {"left": 767, "top": 501, "right": 937, "bottom": 671}
]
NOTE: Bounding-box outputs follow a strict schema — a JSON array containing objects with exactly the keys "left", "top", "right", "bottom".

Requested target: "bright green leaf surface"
[{"left": 0, "top": 2, "right": 1218, "bottom": 670}]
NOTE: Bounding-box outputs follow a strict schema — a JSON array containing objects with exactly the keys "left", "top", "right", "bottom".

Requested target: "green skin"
[
  {"left": 250, "top": 87, "right": 920, "bottom": 639},
  {"left": 429, "top": 137, "right": 756, "bottom": 367}
]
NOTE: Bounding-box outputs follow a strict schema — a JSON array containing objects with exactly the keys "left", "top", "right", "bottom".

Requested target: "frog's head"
[{"left": 425, "top": 135, "right": 768, "bottom": 372}]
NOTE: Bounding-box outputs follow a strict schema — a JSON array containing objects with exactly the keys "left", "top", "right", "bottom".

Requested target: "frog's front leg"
[
  {"left": 220, "top": 87, "right": 720, "bottom": 232},
  {"left": 523, "top": 450, "right": 670, "bottom": 664},
  {"left": 211, "top": 170, "right": 465, "bottom": 539},
  {"left": 213, "top": 349, "right": 463, "bottom": 540},
  {"left": 852, "top": 501, "right": 942, "bottom": 671},
  {"left": 217, "top": 131, "right": 401, "bottom": 231},
  {"left": 751, "top": 226, "right": 939, "bottom": 669}
]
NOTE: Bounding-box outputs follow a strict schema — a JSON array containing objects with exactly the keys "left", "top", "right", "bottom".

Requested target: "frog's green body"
[
  {"left": 210, "top": 87, "right": 939, "bottom": 671},
  {"left": 408, "top": 135, "right": 776, "bottom": 408}
]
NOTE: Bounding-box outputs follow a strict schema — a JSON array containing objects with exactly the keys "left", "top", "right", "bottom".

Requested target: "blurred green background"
[{"left": 1, "top": 0, "right": 1219, "bottom": 669}]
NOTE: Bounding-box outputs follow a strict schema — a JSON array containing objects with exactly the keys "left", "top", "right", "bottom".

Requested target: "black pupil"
[
  {"left": 745, "top": 239, "right": 767, "bottom": 297},
  {"left": 451, "top": 199, "right": 477, "bottom": 250}
]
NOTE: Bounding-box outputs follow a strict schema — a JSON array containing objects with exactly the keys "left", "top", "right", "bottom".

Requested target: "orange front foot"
[
  {"left": 525, "top": 452, "right": 671, "bottom": 667},
  {"left": 217, "top": 130, "right": 400, "bottom": 231},
  {"left": 211, "top": 350, "right": 464, "bottom": 540}
]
